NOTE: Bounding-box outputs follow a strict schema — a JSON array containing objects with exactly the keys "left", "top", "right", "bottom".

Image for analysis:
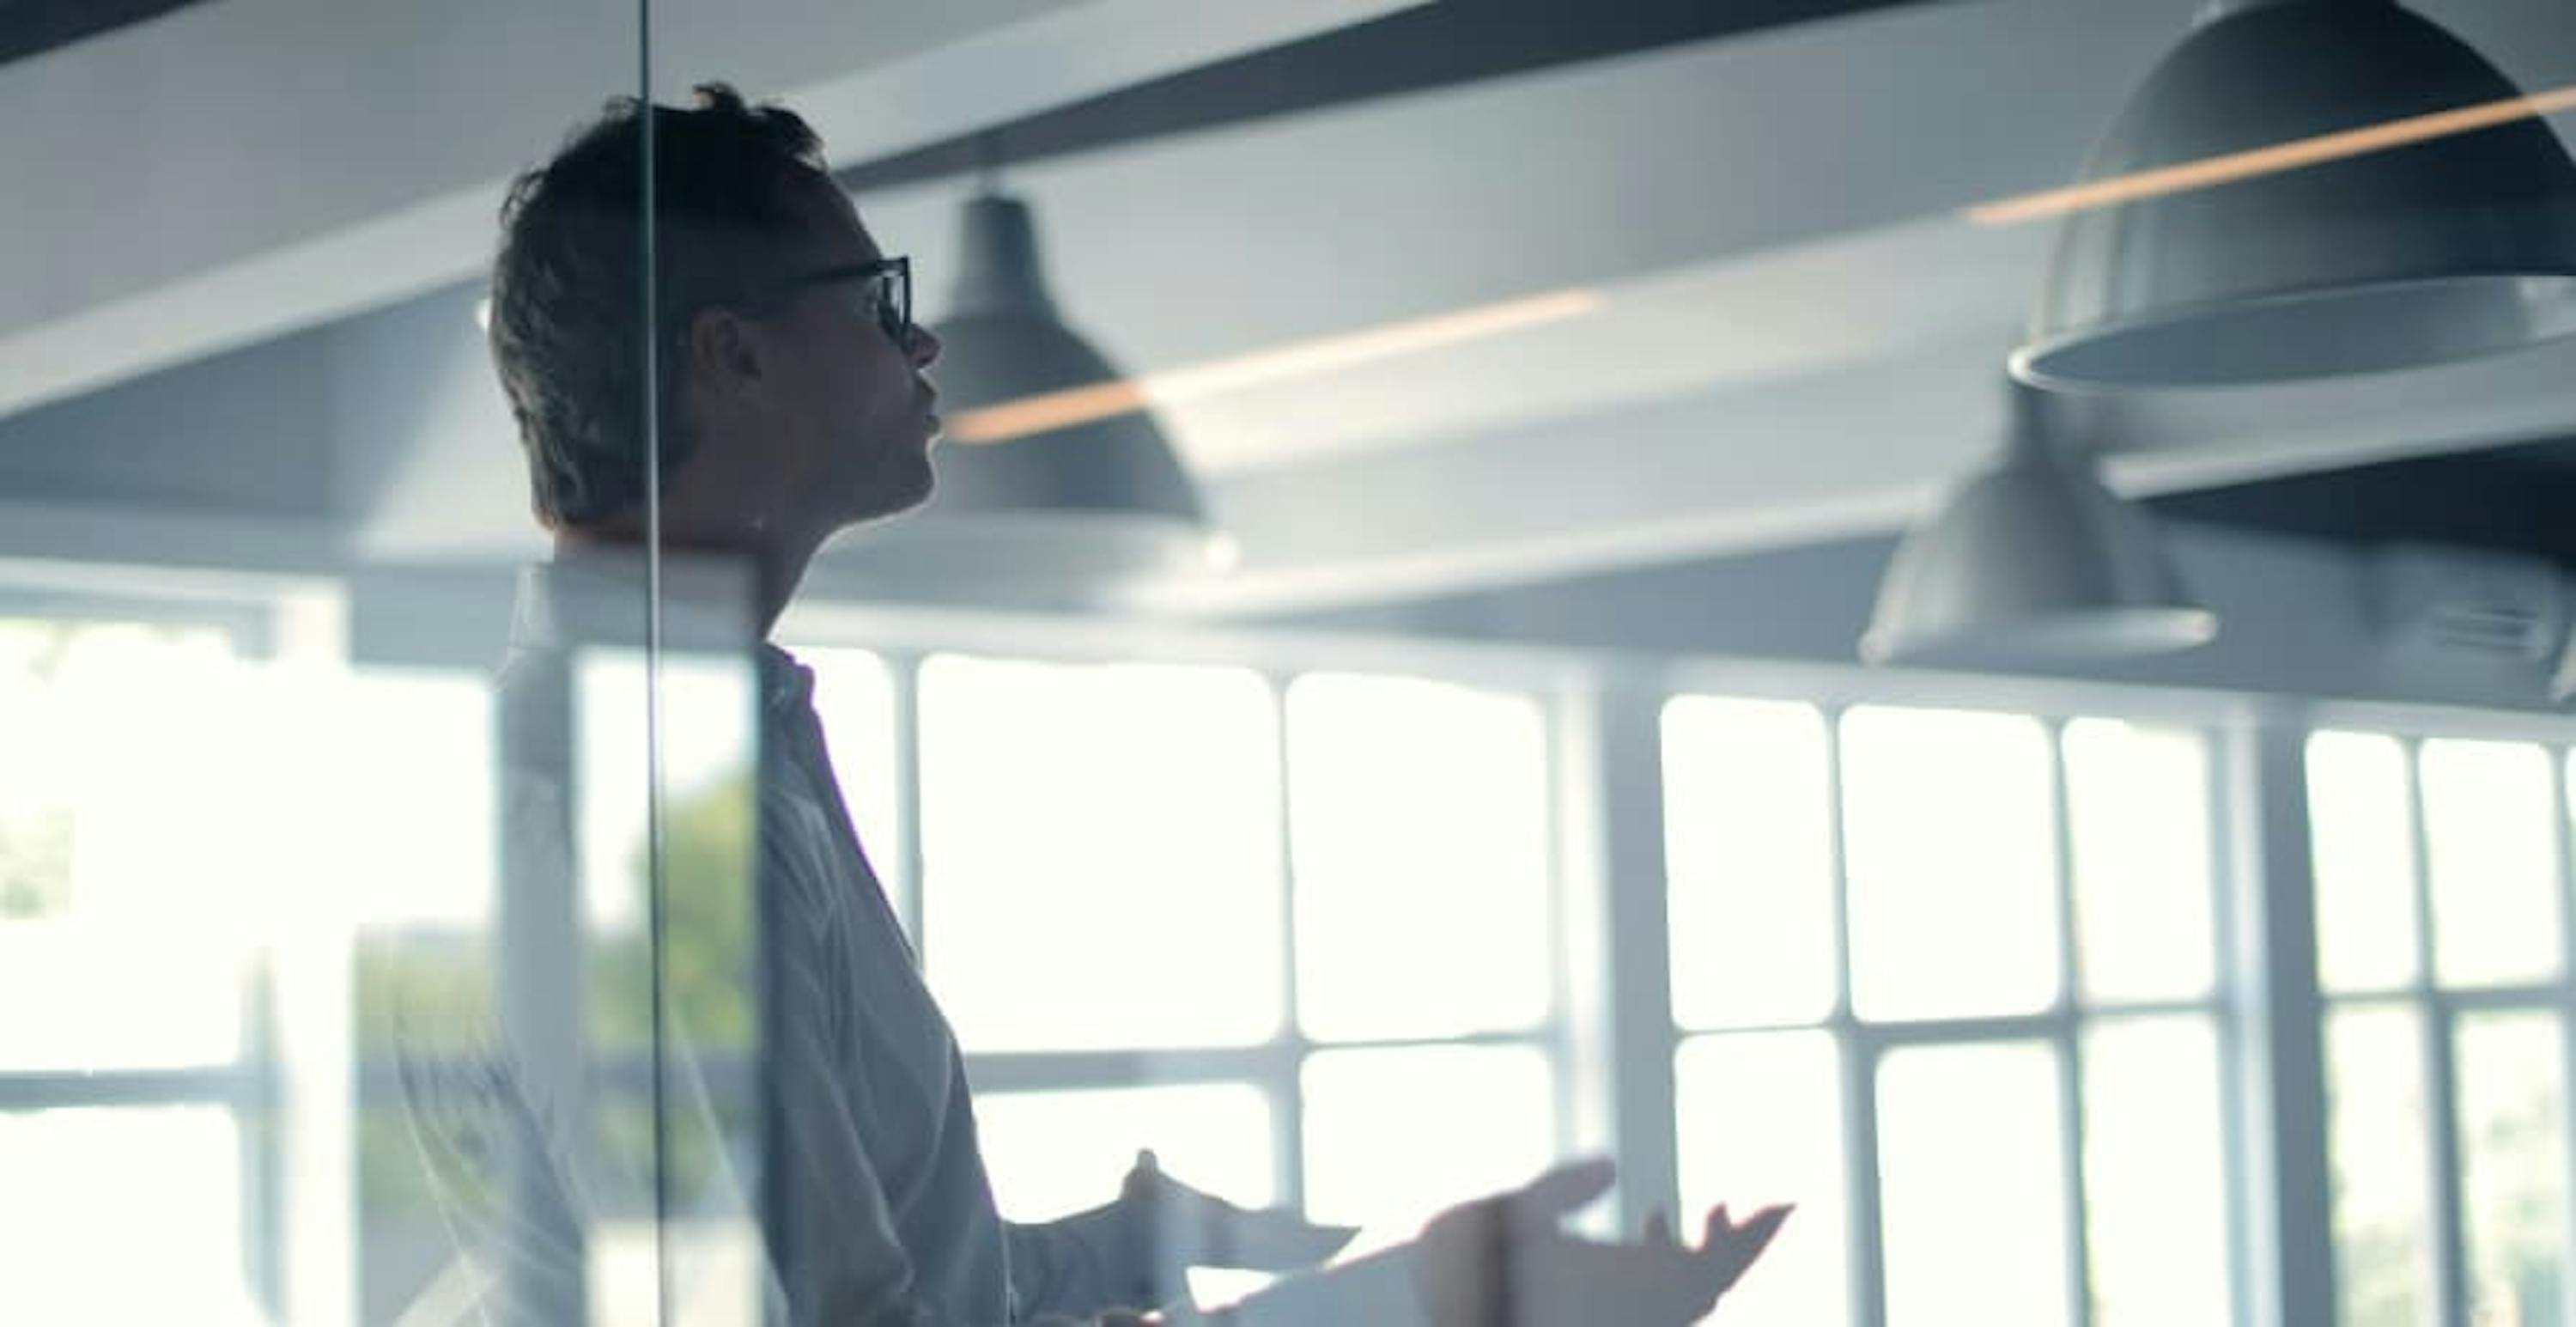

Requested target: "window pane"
[
  {"left": 2421, "top": 740, "right": 2561, "bottom": 988},
  {"left": 2326, "top": 1004, "right": 2438, "bottom": 1327},
  {"left": 2063, "top": 721, "right": 2217, "bottom": 1003},
  {"left": 920, "top": 656, "right": 1282, "bottom": 1051},
  {"left": 0, "top": 1105, "right": 258, "bottom": 1323},
  {"left": 2308, "top": 733, "right": 2421, "bottom": 994},
  {"left": 798, "top": 646, "right": 908, "bottom": 928},
  {"left": 1674, "top": 1031, "right": 1849, "bottom": 1327},
  {"left": 975, "top": 1083, "right": 1276, "bottom": 1222},
  {"left": 1302, "top": 1044, "right": 1556, "bottom": 1230},
  {"left": 1662, "top": 698, "right": 1837, "bottom": 1029},
  {"left": 1877, "top": 1041, "right": 2067, "bottom": 1327},
  {"left": 343, "top": 672, "right": 501, "bottom": 1057},
  {"left": 0, "top": 618, "right": 252, "bottom": 1069},
  {"left": 1289, "top": 674, "right": 1552, "bottom": 1042},
  {"left": 2457, "top": 1013, "right": 2570, "bottom": 1327},
  {"left": 1841, "top": 708, "right": 2057, "bottom": 1021},
  {"left": 2082, "top": 1016, "right": 2233, "bottom": 1327}
]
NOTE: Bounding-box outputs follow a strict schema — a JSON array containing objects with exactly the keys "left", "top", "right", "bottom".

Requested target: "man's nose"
[{"left": 907, "top": 323, "right": 942, "bottom": 369}]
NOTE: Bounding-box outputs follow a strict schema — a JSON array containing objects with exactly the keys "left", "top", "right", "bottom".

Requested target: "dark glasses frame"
[{"left": 775, "top": 255, "right": 912, "bottom": 345}]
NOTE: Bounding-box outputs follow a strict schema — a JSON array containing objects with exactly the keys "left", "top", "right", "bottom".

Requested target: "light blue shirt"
[{"left": 473, "top": 557, "right": 1144, "bottom": 1325}]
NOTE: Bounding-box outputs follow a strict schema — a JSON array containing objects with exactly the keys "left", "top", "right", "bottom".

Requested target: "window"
[
  {"left": 1663, "top": 698, "right": 2234, "bottom": 1327},
  {"left": 918, "top": 654, "right": 1284, "bottom": 1052},
  {"left": 0, "top": 616, "right": 271, "bottom": 1324},
  {"left": 2308, "top": 732, "right": 2573, "bottom": 1327},
  {"left": 809, "top": 648, "right": 1583, "bottom": 1254}
]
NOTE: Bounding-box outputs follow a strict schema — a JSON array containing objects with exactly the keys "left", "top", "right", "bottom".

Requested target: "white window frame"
[
  {"left": 784, "top": 617, "right": 1601, "bottom": 1218},
  {"left": 2301, "top": 712, "right": 2576, "bottom": 1327}
]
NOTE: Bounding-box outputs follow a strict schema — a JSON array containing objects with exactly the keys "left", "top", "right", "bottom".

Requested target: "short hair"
[{"left": 489, "top": 83, "right": 834, "bottom": 529}]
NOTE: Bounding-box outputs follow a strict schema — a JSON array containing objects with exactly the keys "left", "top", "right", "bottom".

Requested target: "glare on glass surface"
[
  {"left": 1875, "top": 1046, "right": 2071, "bottom": 1319},
  {"left": 575, "top": 650, "right": 761, "bottom": 934},
  {"left": 1288, "top": 674, "right": 1552, "bottom": 1042},
  {"left": 2326, "top": 1004, "right": 2437, "bottom": 1327},
  {"left": 0, "top": 1106, "right": 260, "bottom": 1324},
  {"left": 2420, "top": 740, "right": 2562, "bottom": 989},
  {"left": 920, "top": 655, "right": 1282, "bottom": 1051},
  {"left": 1674, "top": 1031, "right": 1849, "bottom": 1327},
  {"left": 973, "top": 1082, "right": 1277, "bottom": 1221},
  {"left": 2307, "top": 733, "right": 2421, "bottom": 994},
  {"left": 0, "top": 619, "right": 251, "bottom": 1070},
  {"left": 338, "top": 670, "right": 497, "bottom": 932},
  {"left": 2063, "top": 721, "right": 2218, "bottom": 1003},
  {"left": 1301, "top": 1044, "right": 1556, "bottom": 1231},
  {"left": 2081, "top": 1016, "right": 2233, "bottom": 1327},
  {"left": 1662, "top": 698, "right": 1838, "bottom": 1029},
  {"left": 1876, "top": 1041, "right": 2068, "bottom": 1327},
  {"left": 793, "top": 647, "right": 908, "bottom": 928},
  {"left": 1841, "top": 708, "right": 2058, "bottom": 1021},
  {"left": 2456, "top": 1014, "right": 2569, "bottom": 1327}
]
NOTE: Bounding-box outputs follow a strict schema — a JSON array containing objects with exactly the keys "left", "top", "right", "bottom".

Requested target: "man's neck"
[{"left": 553, "top": 514, "right": 823, "bottom": 640}]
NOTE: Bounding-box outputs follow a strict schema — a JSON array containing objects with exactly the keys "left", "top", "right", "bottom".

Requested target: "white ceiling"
[{"left": 8, "top": 0, "right": 2576, "bottom": 618}]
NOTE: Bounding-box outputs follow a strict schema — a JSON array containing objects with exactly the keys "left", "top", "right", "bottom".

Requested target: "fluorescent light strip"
[
  {"left": 947, "top": 288, "right": 1605, "bottom": 443},
  {"left": 1968, "top": 82, "right": 2576, "bottom": 226}
]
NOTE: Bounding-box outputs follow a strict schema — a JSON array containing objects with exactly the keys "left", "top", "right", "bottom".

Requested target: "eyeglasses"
[{"left": 778, "top": 255, "right": 912, "bottom": 345}]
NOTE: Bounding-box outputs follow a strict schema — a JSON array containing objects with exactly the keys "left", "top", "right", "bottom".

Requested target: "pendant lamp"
[
  {"left": 2013, "top": 0, "right": 2576, "bottom": 389},
  {"left": 1862, "top": 383, "right": 2216, "bottom": 666}
]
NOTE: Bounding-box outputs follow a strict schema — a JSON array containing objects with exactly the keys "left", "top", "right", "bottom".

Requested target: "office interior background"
[{"left": 9, "top": 0, "right": 2576, "bottom": 1322}]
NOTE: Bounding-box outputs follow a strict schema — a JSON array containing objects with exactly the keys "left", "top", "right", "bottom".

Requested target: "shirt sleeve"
[
  {"left": 765, "top": 800, "right": 1019, "bottom": 1326},
  {"left": 1003, "top": 1204, "right": 1149, "bottom": 1318}
]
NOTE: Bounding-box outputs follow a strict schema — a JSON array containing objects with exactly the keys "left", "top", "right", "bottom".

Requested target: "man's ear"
[{"left": 688, "top": 307, "right": 765, "bottom": 399}]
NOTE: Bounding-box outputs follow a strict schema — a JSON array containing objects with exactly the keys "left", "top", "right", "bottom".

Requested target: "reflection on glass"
[
  {"left": 2308, "top": 732, "right": 2421, "bottom": 994},
  {"left": 1301, "top": 1044, "right": 1556, "bottom": 1230},
  {"left": 796, "top": 646, "right": 908, "bottom": 927},
  {"left": 2420, "top": 740, "right": 2562, "bottom": 988},
  {"left": 1662, "top": 697, "right": 1838, "bottom": 1029},
  {"left": 2457, "top": 1014, "right": 2570, "bottom": 1327},
  {"left": 1674, "top": 1031, "right": 1849, "bottom": 1326},
  {"left": 575, "top": 651, "right": 761, "bottom": 1056},
  {"left": 345, "top": 671, "right": 498, "bottom": 1056},
  {"left": 975, "top": 1083, "right": 1277, "bottom": 1221},
  {"left": 2081, "top": 1016, "right": 2233, "bottom": 1327},
  {"left": 2326, "top": 1004, "right": 2437, "bottom": 1327},
  {"left": 1876, "top": 1041, "right": 2067, "bottom": 1327},
  {"left": 2063, "top": 720, "right": 2217, "bottom": 1003},
  {"left": 0, "top": 618, "right": 252, "bottom": 1070},
  {"left": 1841, "top": 708, "right": 2058, "bottom": 1021},
  {"left": 921, "top": 655, "right": 1282, "bottom": 1051},
  {"left": 1289, "top": 673, "right": 1553, "bottom": 1042},
  {"left": 0, "top": 1105, "right": 256, "bottom": 1323}
]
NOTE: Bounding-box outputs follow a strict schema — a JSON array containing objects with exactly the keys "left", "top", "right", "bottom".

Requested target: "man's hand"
[
  {"left": 1414, "top": 1159, "right": 1791, "bottom": 1326},
  {"left": 1121, "top": 1149, "right": 1358, "bottom": 1307}
]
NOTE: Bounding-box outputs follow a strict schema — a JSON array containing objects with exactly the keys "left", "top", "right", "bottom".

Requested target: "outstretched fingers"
[{"left": 1699, "top": 1202, "right": 1795, "bottom": 1289}]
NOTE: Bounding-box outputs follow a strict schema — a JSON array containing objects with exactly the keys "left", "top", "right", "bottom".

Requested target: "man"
[{"left": 480, "top": 83, "right": 1786, "bottom": 1324}]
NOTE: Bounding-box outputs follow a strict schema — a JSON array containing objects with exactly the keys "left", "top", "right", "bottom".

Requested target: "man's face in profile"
[{"left": 723, "top": 180, "right": 944, "bottom": 533}]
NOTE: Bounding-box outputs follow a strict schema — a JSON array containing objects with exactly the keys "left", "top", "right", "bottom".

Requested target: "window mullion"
[
  {"left": 2046, "top": 720, "right": 2094, "bottom": 1327},
  {"left": 2403, "top": 740, "right": 2471, "bottom": 1327},
  {"left": 2208, "top": 719, "right": 2257, "bottom": 1327},
  {"left": 1267, "top": 671, "right": 1309, "bottom": 1213},
  {"left": 886, "top": 650, "right": 927, "bottom": 953},
  {"left": 2226, "top": 719, "right": 2336, "bottom": 1327},
  {"left": 1576, "top": 671, "right": 1679, "bottom": 1238},
  {"left": 1824, "top": 705, "right": 1887, "bottom": 1327},
  {"left": 2553, "top": 746, "right": 2576, "bottom": 1327}
]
